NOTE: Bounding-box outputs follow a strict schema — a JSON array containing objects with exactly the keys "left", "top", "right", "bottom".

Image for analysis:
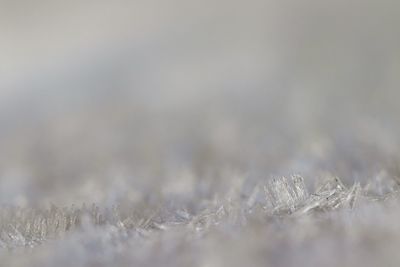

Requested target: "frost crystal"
[{"left": 0, "top": 174, "right": 398, "bottom": 267}]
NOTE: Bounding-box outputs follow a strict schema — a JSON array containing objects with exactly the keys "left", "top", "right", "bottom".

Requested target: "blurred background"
[{"left": 0, "top": 0, "right": 399, "bottom": 206}]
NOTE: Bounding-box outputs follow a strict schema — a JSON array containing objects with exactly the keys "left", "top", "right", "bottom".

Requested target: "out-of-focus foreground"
[{"left": 1, "top": 1, "right": 400, "bottom": 266}]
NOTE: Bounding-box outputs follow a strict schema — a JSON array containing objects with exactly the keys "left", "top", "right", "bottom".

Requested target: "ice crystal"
[{"left": 0, "top": 174, "right": 390, "bottom": 254}]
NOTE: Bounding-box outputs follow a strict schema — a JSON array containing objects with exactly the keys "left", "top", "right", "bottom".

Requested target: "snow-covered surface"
[{"left": 1, "top": 175, "right": 400, "bottom": 267}]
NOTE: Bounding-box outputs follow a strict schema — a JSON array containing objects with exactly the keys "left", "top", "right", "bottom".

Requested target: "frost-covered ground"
[
  {"left": 2, "top": 174, "right": 400, "bottom": 267},
  {"left": 1, "top": 174, "right": 400, "bottom": 267},
  {"left": 1, "top": 1, "right": 400, "bottom": 266}
]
